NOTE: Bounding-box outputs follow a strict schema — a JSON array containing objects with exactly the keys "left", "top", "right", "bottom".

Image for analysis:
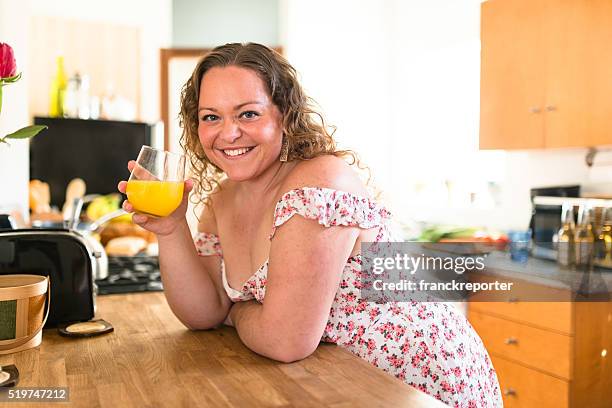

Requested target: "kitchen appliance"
[
  {"left": 529, "top": 185, "right": 580, "bottom": 260},
  {"left": 0, "top": 229, "right": 97, "bottom": 326}
]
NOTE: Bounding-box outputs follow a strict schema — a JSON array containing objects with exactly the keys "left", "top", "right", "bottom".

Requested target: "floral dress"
[{"left": 194, "top": 187, "right": 502, "bottom": 407}]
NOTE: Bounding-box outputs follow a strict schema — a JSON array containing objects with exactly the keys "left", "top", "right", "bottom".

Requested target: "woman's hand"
[{"left": 117, "top": 160, "right": 195, "bottom": 237}]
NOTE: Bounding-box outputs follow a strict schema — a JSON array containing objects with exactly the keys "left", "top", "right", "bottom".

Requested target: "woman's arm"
[
  {"left": 230, "top": 156, "right": 364, "bottom": 362},
  {"left": 120, "top": 172, "right": 232, "bottom": 330},
  {"left": 157, "top": 206, "right": 232, "bottom": 330}
]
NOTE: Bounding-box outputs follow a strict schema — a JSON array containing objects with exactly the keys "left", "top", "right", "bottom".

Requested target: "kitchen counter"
[
  {"left": 479, "top": 252, "right": 612, "bottom": 297},
  {"left": 0, "top": 292, "right": 444, "bottom": 407}
]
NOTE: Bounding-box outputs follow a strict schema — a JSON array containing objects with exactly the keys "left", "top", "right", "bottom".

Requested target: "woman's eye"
[
  {"left": 201, "top": 114, "right": 219, "bottom": 122},
  {"left": 240, "top": 111, "right": 259, "bottom": 119}
]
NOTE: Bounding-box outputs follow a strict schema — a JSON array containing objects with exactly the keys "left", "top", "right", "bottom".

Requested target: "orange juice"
[{"left": 126, "top": 180, "right": 184, "bottom": 217}]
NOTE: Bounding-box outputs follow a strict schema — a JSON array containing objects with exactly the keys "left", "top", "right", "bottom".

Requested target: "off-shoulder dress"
[{"left": 194, "top": 187, "right": 501, "bottom": 407}]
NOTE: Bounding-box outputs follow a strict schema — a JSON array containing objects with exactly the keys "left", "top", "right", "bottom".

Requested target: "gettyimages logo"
[{"left": 372, "top": 252, "right": 486, "bottom": 275}]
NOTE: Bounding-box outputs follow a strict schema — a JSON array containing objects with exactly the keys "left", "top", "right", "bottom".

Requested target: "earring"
[{"left": 279, "top": 136, "right": 289, "bottom": 162}]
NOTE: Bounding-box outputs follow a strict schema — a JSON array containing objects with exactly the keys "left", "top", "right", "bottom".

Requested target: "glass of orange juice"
[{"left": 126, "top": 146, "right": 186, "bottom": 217}]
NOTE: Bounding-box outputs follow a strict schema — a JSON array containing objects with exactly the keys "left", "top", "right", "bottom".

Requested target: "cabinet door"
[
  {"left": 480, "top": 0, "right": 546, "bottom": 149},
  {"left": 544, "top": 0, "right": 612, "bottom": 148}
]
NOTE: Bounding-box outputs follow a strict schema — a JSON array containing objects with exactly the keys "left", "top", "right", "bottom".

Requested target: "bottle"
[
  {"left": 597, "top": 208, "right": 612, "bottom": 267},
  {"left": 574, "top": 204, "right": 595, "bottom": 268},
  {"left": 63, "top": 72, "right": 81, "bottom": 118},
  {"left": 557, "top": 203, "right": 575, "bottom": 268},
  {"left": 49, "top": 56, "right": 67, "bottom": 117},
  {"left": 77, "top": 74, "right": 90, "bottom": 119}
]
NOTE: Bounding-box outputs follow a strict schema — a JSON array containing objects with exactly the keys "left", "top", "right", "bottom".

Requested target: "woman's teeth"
[{"left": 223, "top": 147, "right": 253, "bottom": 157}]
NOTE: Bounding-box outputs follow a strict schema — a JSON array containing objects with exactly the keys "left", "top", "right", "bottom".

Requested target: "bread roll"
[
  {"left": 100, "top": 222, "right": 156, "bottom": 245},
  {"left": 105, "top": 236, "right": 148, "bottom": 257}
]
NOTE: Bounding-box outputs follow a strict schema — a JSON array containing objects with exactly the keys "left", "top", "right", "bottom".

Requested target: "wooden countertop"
[{"left": 0, "top": 292, "right": 444, "bottom": 407}]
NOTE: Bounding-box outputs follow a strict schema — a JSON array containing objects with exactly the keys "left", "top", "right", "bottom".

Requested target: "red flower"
[{"left": 0, "top": 43, "right": 17, "bottom": 79}]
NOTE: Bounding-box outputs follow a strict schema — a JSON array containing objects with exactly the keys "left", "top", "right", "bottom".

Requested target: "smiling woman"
[{"left": 117, "top": 43, "right": 502, "bottom": 407}]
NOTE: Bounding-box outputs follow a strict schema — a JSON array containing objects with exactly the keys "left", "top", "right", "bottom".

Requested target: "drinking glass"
[
  {"left": 508, "top": 229, "right": 532, "bottom": 263},
  {"left": 126, "top": 146, "right": 186, "bottom": 217}
]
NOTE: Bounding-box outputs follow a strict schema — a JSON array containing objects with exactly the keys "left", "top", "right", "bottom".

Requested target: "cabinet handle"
[
  {"left": 529, "top": 107, "right": 541, "bottom": 113},
  {"left": 503, "top": 388, "right": 517, "bottom": 396},
  {"left": 504, "top": 337, "right": 518, "bottom": 345},
  {"left": 546, "top": 105, "right": 556, "bottom": 112}
]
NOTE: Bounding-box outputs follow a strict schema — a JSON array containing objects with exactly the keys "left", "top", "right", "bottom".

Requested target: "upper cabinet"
[{"left": 479, "top": 0, "right": 612, "bottom": 150}]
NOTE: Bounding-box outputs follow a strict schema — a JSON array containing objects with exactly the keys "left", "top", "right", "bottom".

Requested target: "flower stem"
[{"left": 0, "top": 84, "right": 3, "bottom": 118}]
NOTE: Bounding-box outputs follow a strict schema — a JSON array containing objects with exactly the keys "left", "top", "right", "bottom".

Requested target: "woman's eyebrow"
[{"left": 198, "top": 101, "right": 265, "bottom": 113}]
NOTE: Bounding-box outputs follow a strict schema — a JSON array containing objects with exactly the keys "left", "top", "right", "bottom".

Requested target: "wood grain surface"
[{"left": 0, "top": 292, "right": 444, "bottom": 407}]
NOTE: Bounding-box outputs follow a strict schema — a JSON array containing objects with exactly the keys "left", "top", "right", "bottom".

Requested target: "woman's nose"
[{"left": 220, "top": 119, "right": 241, "bottom": 143}]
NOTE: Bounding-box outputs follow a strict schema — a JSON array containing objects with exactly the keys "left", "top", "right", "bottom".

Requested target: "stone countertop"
[{"left": 479, "top": 251, "right": 612, "bottom": 296}]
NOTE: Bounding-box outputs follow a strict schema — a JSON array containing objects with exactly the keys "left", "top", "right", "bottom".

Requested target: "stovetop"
[{"left": 95, "top": 255, "right": 163, "bottom": 295}]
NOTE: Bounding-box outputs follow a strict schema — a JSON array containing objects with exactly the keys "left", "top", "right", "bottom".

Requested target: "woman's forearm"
[
  {"left": 157, "top": 220, "right": 228, "bottom": 329},
  {"left": 230, "top": 301, "right": 317, "bottom": 363}
]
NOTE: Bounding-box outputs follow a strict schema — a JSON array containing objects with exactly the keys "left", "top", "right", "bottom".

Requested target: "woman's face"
[{"left": 197, "top": 65, "right": 283, "bottom": 182}]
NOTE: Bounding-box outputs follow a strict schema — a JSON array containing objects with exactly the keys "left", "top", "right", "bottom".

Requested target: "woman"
[{"left": 118, "top": 43, "right": 501, "bottom": 407}]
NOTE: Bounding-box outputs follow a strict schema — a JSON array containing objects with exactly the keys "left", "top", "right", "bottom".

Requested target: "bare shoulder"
[
  {"left": 280, "top": 155, "right": 369, "bottom": 197},
  {"left": 197, "top": 178, "right": 235, "bottom": 233}
]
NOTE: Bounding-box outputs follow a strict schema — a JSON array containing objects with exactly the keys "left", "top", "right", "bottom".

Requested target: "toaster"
[{"left": 0, "top": 228, "right": 97, "bottom": 326}]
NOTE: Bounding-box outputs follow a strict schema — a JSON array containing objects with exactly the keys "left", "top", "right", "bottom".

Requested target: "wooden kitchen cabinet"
[
  {"left": 480, "top": 0, "right": 612, "bottom": 150},
  {"left": 468, "top": 274, "right": 612, "bottom": 407}
]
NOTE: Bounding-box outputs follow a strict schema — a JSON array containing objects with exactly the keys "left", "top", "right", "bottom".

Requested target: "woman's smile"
[{"left": 219, "top": 146, "right": 256, "bottom": 159}]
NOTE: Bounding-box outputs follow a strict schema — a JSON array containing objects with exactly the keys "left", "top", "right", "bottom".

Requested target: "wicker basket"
[{"left": 0, "top": 275, "right": 50, "bottom": 354}]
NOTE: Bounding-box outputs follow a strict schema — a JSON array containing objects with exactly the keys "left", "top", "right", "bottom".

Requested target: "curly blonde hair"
[{"left": 179, "top": 42, "right": 365, "bottom": 205}]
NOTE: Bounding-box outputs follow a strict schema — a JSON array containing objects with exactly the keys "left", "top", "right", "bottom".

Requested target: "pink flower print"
[
  {"left": 346, "top": 321, "right": 355, "bottom": 332},
  {"left": 342, "top": 305, "right": 355, "bottom": 316},
  {"left": 387, "top": 354, "right": 404, "bottom": 369},
  {"left": 430, "top": 323, "right": 440, "bottom": 338},
  {"left": 452, "top": 367, "right": 461, "bottom": 377},
  {"left": 367, "top": 339, "right": 376, "bottom": 354},
  {"left": 440, "top": 380, "right": 455, "bottom": 394},
  {"left": 457, "top": 343, "right": 466, "bottom": 358},
  {"left": 390, "top": 304, "right": 404, "bottom": 315},
  {"left": 444, "top": 329, "right": 455, "bottom": 341},
  {"left": 394, "top": 325, "right": 406, "bottom": 340},
  {"left": 420, "top": 365, "right": 431, "bottom": 378}
]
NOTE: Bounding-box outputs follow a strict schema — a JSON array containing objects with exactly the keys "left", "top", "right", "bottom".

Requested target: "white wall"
[
  {"left": 281, "top": 0, "right": 612, "bottom": 232},
  {"left": 173, "top": 0, "right": 279, "bottom": 47},
  {"left": 280, "top": 0, "right": 394, "bottom": 191}
]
